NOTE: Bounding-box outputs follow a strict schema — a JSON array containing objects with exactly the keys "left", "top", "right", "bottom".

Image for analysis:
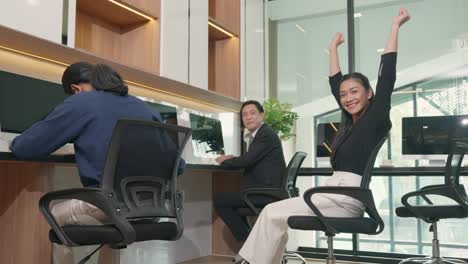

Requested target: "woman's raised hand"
[
  {"left": 329, "top": 32, "right": 345, "bottom": 50},
  {"left": 393, "top": 8, "right": 410, "bottom": 28}
]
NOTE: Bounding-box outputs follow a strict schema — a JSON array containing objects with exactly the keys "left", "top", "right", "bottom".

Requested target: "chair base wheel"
[{"left": 399, "top": 257, "right": 467, "bottom": 264}]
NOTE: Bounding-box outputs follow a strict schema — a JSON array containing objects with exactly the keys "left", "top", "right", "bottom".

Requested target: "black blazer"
[{"left": 221, "top": 124, "right": 286, "bottom": 189}]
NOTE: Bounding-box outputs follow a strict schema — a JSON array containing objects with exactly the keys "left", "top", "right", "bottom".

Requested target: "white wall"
[
  {"left": 189, "top": 0, "right": 208, "bottom": 90},
  {"left": 66, "top": 0, "right": 76, "bottom": 47},
  {"left": 0, "top": 0, "right": 64, "bottom": 43},
  {"left": 160, "top": 0, "right": 189, "bottom": 83},
  {"left": 160, "top": 0, "right": 209, "bottom": 90}
]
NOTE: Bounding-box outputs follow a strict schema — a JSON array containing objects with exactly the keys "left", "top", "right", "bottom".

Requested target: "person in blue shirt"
[{"left": 10, "top": 62, "right": 184, "bottom": 263}]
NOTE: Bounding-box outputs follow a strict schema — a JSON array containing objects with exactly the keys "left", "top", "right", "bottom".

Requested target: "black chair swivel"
[
  {"left": 39, "top": 119, "right": 191, "bottom": 264},
  {"left": 287, "top": 136, "right": 387, "bottom": 264},
  {"left": 395, "top": 142, "right": 468, "bottom": 264}
]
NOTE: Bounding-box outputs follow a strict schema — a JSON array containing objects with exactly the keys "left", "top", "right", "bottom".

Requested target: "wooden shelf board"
[
  {"left": 0, "top": 25, "right": 241, "bottom": 111},
  {"left": 208, "top": 17, "right": 237, "bottom": 41},
  {"left": 77, "top": 0, "right": 155, "bottom": 26}
]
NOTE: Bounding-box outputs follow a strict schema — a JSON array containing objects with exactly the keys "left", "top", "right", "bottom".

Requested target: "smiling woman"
[{"left": 231, "top": 8, "right": 411, "bottom": 264}]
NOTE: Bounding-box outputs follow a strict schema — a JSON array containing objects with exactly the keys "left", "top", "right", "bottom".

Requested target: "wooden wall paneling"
[
  {"left": 120, "top": 20, "right": 160, "bottom": 74},
  {"left": 209, "top": 0, "right": 240, "bottom": 36},
  {"left": 208, "top": 41, "right": 216, "bottom": 93},
  {"left": 210, "top": 38, "right": 240, "bottom": 99},
  {"left": 77, "top": 0, "right": 149, "bottom": 26},
  {"left": 121, "top": 0, "right": 161, "bottom": 18},
  {"left": 76, "top": 10, "right": 159, "bottom": 74},
  {"left": 211, "top": 171, "right": 243, "bottom": 255},
  {"left": 75, "top": 11, "right": 122, "bottom": 63},
  {"left": 0, "top": 162, "right": 53, "bottom": 264}
]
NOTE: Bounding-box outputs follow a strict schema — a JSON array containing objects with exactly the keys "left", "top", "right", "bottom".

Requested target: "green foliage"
[{"left": 263, "top": 98, "right": 299, "bottom": 141}]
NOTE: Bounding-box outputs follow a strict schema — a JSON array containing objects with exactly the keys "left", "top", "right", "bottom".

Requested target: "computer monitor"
[
  {"left": 0, "top": 70, "right": 68, "bottom": 134},
  {"left": 402, "top": 115, "right": 468, "bottom": 159},
  {"left": 189, "top": 113, "right": 225, "bottom": 158},
  {"left": 316, "top": 122, "right": 340, "bottom": 158},
  {"left": 146, "top": 102, "right": 178, "bottom": 125}
]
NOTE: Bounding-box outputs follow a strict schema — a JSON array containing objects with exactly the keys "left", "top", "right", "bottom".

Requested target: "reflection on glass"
[
  {"left": 146, "top": 102, "right": 178, "bottom": 125},
  {"left": 316, "top": 122, "right": 340, "bottom": 157},
  {"left": 402, "top": 115, "right": 468, "bottom": 155},
  {"left": 189, "top": 113, "right": 225, "bottom": 158}
]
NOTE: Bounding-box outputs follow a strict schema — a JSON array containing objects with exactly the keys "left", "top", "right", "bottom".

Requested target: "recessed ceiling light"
[{"left": 295, "top": 24, "right": 306, "bottom": 33}]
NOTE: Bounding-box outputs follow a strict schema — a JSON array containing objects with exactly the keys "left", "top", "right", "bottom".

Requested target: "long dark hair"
[
  {"left": 91, "top": 64, "right": 128, "bottom": 96},
  {"left": 331, "top": 72, "right": 374, "bottom": 153}
]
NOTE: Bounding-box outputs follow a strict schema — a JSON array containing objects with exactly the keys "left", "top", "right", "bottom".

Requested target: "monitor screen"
[
  {"left": 316, "top": 122, "right": 340, "bottom": 157},
  {"left": 146, "top": 102, "right": 177, "bottom": 125},
  {"left": 0, "top": 70, "right": 68, "bottom": 134},
  {"left": 189, "top": 113, "right": 225, "bottom": 158},
  {"left": 402, "top": 115, "right": 468, "bottom": 155}
]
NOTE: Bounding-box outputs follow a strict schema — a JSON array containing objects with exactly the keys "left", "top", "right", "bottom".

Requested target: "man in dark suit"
[{"left": 214, "top": 100, "right": 286, "bottom": 241}]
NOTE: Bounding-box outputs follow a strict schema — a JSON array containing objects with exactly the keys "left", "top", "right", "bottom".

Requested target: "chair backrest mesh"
[
  {"left": 360, "top": 135, "right": 388, "bottom": 189},
  {"left": 284, "top": 152, "right": 308, "bottom": 197},
  {"left": 445, "top": 142, "right": 468, "bottom": 186},
  {"left": 101, "top": 119, "right": 191, "bottom": 220}
]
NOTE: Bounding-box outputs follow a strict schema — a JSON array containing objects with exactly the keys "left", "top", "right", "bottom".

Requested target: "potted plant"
[{"left": 263, "top": 98, "right": 299, "bottom": 141}]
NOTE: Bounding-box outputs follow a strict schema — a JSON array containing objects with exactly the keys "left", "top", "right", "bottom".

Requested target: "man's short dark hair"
[
  {"left": 240, "top": 100, "right": 264, "bottom": 114},
  {"left": 62, "top": 62, "right": 94, "bottom": 95}
]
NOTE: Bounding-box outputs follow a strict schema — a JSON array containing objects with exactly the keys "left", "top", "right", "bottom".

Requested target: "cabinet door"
[{"left": 160, "top": 0, "right": 189, "bottom": 83}]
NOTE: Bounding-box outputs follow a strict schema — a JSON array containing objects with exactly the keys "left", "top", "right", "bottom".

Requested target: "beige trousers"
[
  {"left": 51, "top": 199, "right": 118, "bottom": 264},
  {"left": 239, "top": 171, "right": 365, "bottom": 264}
]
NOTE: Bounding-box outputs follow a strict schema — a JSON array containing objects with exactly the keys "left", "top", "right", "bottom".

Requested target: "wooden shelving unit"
[
  {"left": 76, "top": 0, "right": 156, "bottom": 26},
  {"left": 208, "top": 0, "right": 241, "bottom": 100},
  {"left": 208, "top": 17, "right": 236, "bottom": 41},
  {"left": 0, "top": 24, "right": 241, "bottom": 111},
  {"left": 75, "top": 0, "right": 160, "bottom": 74}
]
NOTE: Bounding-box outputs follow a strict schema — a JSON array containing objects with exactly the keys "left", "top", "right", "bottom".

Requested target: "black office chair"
[
  {"left": 287, "top": 136, "right": 387, "bottom": 264},
  {"left": 238, "top": 151, "right": 308, "bottom": 264},
  {"left": 241, "top": 151, "right": 308, "bottom": 216},
  {"left": 39, "top": 119, "right": 191, "bottom": 264},
  {"left": 395, "top": 142, "right": 468, "bottom": 264}
]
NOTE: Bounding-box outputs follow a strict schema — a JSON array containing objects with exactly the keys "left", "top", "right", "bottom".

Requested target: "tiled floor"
[{"left": 179, "top": 255, "right": 358, "bottom": 264}]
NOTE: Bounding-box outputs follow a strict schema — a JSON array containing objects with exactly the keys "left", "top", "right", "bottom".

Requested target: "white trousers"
[
  {"left": 51, "top": 199, "right": 118, "bottom": 264},
  {"left": 239, "top": 171, "right": 365, "bottom": 264}
]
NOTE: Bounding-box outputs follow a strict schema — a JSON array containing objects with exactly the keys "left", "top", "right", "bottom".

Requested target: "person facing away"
[
  {"left": 213, "top": 100, "right": 287, "bottom": 241},
  {"left": 10, "top": 62, "right": 184, "bottom": 263},
  {"left": 232, "top": 8, "right": 411, "bottom": 264}
]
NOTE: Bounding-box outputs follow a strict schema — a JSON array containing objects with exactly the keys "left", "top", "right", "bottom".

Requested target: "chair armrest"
[
  {"left": 242, "top": 188, "right": 288, "bottom": 215},
  {"left": 39, "top": 188, "right": 136, "bottom": 247},
  {"left": 401, "top": 185, "right": 468, "bottom": 223},
  {"left": 418, "top": 184, "right": 450, "bottom": 205},
  {"left": 303, "top": 186, "right": 384, "bottom": 235}
]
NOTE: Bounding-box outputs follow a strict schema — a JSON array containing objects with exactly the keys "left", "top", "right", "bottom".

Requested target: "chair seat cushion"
[
  {"left": 50, "top": 221, "right": 177, "bottom": 246},
  {"left": 395, "top": 205, "right": 468, "bottom": 220},
  {"left": 288, "top": 216, "right": 378, "bottom": 234}
]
